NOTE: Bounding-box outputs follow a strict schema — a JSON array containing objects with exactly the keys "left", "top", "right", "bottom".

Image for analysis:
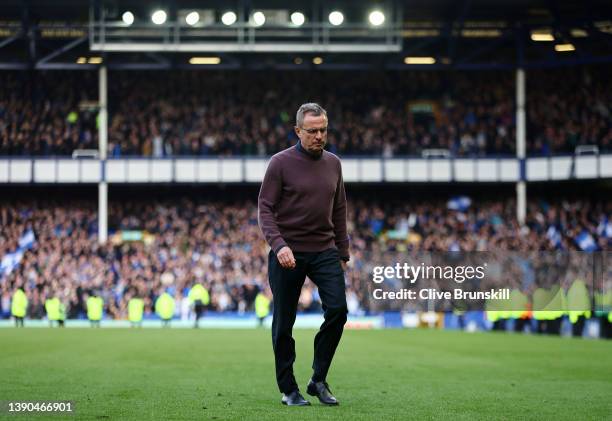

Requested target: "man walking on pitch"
[{"left": 258, "top": 103, "right": 349, "bottom": 406}]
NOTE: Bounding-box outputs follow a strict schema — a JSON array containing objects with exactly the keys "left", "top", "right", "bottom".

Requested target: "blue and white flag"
[
  {"left": 546, "top": 226, "right": 562, "bottom": 248},
  {"left": 575, "top": 231, "right": 597, "bottom": 251},
  {"left": 0, "top": 230, "right": 36, "bottom": 278},
  {"left": 0, "top": 250, "right": 24, "bottom": 276},
  {"left": 597, "top": 217, "right": 612, "bottom": 239},
  {"left": 18, "top": 229, "right": 35, "bottom": 249},
  {"left": 447, "top": 196, "right": 472, "bottom": 212}
]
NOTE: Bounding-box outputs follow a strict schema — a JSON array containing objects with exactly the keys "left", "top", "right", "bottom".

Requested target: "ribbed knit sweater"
[{"left": 258, "top": 142, "right": 349, "bottom": 261}]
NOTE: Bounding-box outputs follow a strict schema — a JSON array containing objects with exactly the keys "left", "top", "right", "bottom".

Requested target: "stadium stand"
[
  {"left": 1, "top": 66, "right": 610, "bottom": 157},
  {"left": 1, "top": 189, "right": 609, "bottom": 321}
]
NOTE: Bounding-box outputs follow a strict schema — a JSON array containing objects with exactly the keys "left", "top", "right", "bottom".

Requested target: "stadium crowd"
[
  {"left": 1, "top": 66, "right": 610, "bottom": 157},
  {"left": 1, "top": 194, "right": 610, "bottom": 321}
]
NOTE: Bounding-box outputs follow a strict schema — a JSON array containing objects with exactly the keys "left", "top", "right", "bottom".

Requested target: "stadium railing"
[{"left": 0, "top": 154, "right": 610, "bottom": 183}]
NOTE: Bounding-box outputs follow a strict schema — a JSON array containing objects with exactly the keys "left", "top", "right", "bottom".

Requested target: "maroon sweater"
[{"left": 258, "top": 143, "right": 349, "bottom": 261}]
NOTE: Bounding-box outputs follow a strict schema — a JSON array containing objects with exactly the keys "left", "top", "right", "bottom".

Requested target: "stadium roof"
[
  {"left": 1, "top": 0, "right": 611, "bottom": 21},
  {"left": 1, "top": 0, "right": 611, "bottom": 70}
]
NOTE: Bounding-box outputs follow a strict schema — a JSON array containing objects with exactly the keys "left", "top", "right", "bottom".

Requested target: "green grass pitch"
[{"left": 1, "top": 328, "right": 611, "bottom": 420}]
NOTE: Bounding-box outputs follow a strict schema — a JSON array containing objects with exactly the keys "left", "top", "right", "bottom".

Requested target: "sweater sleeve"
[
  {"left": 332, "top": 160, "right": 350, "bottom": 261},
  {"left": 258, "top": 157, "right": 287, "bottom": 253}
]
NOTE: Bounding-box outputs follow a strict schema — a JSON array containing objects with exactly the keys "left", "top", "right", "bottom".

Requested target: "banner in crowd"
[{"left": 0, "top": 229, "right": 36, "bottom": 278}]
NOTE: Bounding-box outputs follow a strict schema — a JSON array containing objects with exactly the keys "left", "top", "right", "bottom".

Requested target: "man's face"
[{"left": 295, "top": 113, "right": 328, "bottom": 155}]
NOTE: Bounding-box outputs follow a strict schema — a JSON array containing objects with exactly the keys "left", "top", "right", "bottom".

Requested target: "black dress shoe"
[
  {"left": 281, "top": 390, "right": 311, "bottom": 406},
  {"left": 306, "top": 379, "right": 339, "bottom": 405}
]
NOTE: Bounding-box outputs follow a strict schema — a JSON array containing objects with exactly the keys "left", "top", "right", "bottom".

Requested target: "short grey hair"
[{"left": 296, "top": 103, "right": 327, "bottom": 127}]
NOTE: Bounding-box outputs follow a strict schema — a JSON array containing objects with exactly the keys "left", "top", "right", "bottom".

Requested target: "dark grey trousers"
[{"left": 268, "top": 247, "right": 348, "bottom": 393}]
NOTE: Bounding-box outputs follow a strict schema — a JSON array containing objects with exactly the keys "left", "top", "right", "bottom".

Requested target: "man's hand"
[
  {"left": 276, "top": 246, "right": 296, "bottom": 269},
  {"left": 340, "top": 260, "right": 348, "bottom": 272}
]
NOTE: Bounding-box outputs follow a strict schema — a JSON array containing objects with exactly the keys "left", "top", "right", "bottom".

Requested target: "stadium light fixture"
[
  {"left": 221, "top": 11, "right": 237, "bottom": 26},
  {"left": 185, "top": 11, "right": 200, "bottom": 26},
  {"left": 151, "top": 10, "right": 167, "bottom": 25},
  {"left": 88, "top": 57, "right": 103, "bottom": 64},
  {"left": 313, "top": 57, "right": 323, "bottom": 65},
  {"left": 329, "top": 11, "right": 344, "bottom": 26},
  {"left": 555, "top": 43, "right": 575, "bottom": 52},
  {"left": 122, "top": 11, "right": 134, "bottom": 26},
  {"left": 189, "top": 57, "right": 221, "bottom": 65},
  {"left": 76, "top": 57, "right": 87, "bottom": 64},
  {"left": 368, "top": 10, "right": 385, "bottom": 26},
  {"left": 404, "top": 29, "right": 440, "bottom": 37},
  {"left": 530, "top": 31, "right": 554, "bottom": 41},
  {"left": 291, "top": 12, "right": 305, "bottom": 27},
  {"left": 252, "top": 11, "right": 266, "bottom": 27},
  {"left": 404, "top": 56, "right": 436, "bottom": 64},
  {"left": 570, "top": 29, "right": 588, "bottom": 37},
  {"left": 461, "top": 29, "right": 502, "bottom": 38}
]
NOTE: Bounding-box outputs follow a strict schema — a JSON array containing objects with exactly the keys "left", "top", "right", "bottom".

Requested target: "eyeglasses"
[{"left": 300, "top": 126, "right": 328, "bottom": 135}]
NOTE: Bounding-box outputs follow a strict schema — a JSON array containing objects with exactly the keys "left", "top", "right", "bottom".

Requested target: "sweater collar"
[{"left": 296, "top": 140, "right": 323, "bottom": 160}]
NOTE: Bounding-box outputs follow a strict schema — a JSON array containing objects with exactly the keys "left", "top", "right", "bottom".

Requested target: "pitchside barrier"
[{"left": 0, "top": 311, "right": 605, "bottom": 338}]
